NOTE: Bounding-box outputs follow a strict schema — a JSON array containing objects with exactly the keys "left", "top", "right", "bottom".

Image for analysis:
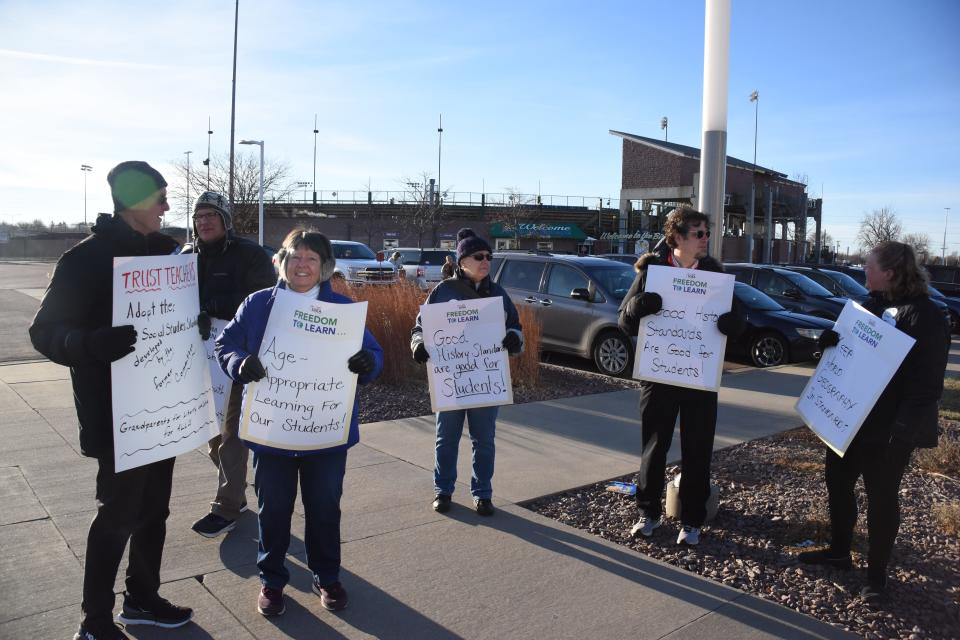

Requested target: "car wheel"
[
  {"left": 592, "top": 330, "right": 632, "bottom": 377},
  {"left": 749, "top": 332, "right": 788, "bottom": 368}
]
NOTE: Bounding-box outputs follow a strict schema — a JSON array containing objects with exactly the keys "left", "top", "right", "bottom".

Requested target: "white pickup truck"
[{"left": 331, "top": 240, "right": 398, "bottom": 285}]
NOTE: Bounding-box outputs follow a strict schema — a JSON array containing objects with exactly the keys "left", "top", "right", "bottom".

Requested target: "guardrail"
[{"left": 271, "top": 189, "right": 621, "bottom": 211}]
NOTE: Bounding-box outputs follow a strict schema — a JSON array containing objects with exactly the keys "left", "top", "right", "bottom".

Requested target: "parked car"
[
  {"left": 391, "top": 247, "right": 455, "bottom": 290},
  {"left": 724, "top": 263, "right": 847, "bottom": 320},
  {"left": 729, "top": 282, "right": 834, "bottom": 367},
  {"left": 489, "top": 253, "right": 637, "bottom": 376},
  {"left": 331, "top": 240, "right": 397, "bottom": 285},
  {"left": 780, "top": 266, "right": 870, "bottom": 303},
  {"left": 596, "top": 253, "right": 640, "bottom": 266}
]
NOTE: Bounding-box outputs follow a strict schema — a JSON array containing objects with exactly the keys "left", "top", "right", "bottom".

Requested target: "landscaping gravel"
[
  {"left": 356, "top": 361, "right": 641, "bottom": 423},
  {"left": 527, "top": 424, "right": 960, "bottom": 640}
]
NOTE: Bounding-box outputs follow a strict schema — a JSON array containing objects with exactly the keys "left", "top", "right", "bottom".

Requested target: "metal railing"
[{"left": 267, "top": 189, "right": 621, "bottom": 211}]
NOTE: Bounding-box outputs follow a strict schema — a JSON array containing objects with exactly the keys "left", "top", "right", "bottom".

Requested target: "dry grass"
[
  {"left": 331, "top": 279, "right": 543, "bottom": 388},
  {"left": 770, "top": 456, "right": 821, "bottom": 474},
  {"left": 940, "top": 377, "right": 960, "bottom": 421},
  {"left": 933, "top": 502, "right": 960, "bottom": 538},
  {"left": 915, "top": 433, "right": 960, "bottom": 479}
]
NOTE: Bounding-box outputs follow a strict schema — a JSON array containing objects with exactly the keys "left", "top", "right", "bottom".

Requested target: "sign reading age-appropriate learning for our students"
[
  {"left": 111, "top": 254, "right": 218, "bottom": 472},
  {"left": 420, "top": 297, "right": 514, "bottom": 412},
  {"left": 796, "top": 300, "right": 915, "bottom": 456},
  {"left": 240, "top": 289, "right": 368, "bottom": 451},
  {"left": 633, "top": 265, "right": 735, "bottom": 391}
]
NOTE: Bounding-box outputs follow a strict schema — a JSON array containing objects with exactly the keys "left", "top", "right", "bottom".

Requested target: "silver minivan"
[{"left": 490, "top": 253, "right": 637, "bottom": 376}]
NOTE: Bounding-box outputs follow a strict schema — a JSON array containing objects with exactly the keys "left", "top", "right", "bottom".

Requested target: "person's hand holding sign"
[
  {"left": 239, "top": 355, "right": 267, "bottom": 383},
  {"left": 502, "top": 331, "right": 522, "bottom": 355},
  {"left": 348, "top": 349, "right": 377, "bottom": 375},
  {"left": 87, "top": 325, "right": 138, "bottom": 363},
  {"left": 412, "top": 343, "right": 430, "bottom": 364},
  {"left": 818, "top": 328, "right": 841, "bottom": 351}
]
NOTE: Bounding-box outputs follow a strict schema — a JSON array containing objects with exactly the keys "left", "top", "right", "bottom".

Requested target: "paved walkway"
[{"left": 0, "top": 359, "right": 856, "bottom": 639}]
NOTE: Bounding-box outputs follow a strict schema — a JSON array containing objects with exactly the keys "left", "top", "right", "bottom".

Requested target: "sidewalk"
[{"left": 0, "top": 359, "right": 854, "bottom": 639}]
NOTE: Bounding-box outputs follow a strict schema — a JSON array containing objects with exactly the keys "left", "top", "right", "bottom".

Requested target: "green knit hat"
[{"left": 107, "top": 161, "right": 167, "bottom": 212}]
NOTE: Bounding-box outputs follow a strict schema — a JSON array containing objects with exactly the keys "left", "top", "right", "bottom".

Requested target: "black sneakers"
[
  {"left": 313, "top": 579, "right": 349, "bottom": 611},
  {"left": 797, "top": 548, "right": 853, "bottom": 570},
  {"left": 432, "top": 494, "right": 452, "bottom": 513},
  {"left": 191, "top": 512, "right": 237, "bottom": 538},
  {"left": 74, "top": 621, "right": 129, "bottom": 640},
  {"left": 116, "top": 592, "right": 193, "bottom": 628},
  {"left": 257, "top": 586, "right": 286, "bottom": 617},
  {"left": 474, "top": 498, "right": 495, "bottom": 516}
]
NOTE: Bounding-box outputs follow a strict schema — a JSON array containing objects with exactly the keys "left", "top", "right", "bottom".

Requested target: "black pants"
[
  {"left": 635, "top": 382, "right": 718, "bottom": 527},
  {"left": 824, "top": 437, "right": 914, "bottom": 582},
  {"left": 81, "top": 456, "right": 175, "bottom": 627}
]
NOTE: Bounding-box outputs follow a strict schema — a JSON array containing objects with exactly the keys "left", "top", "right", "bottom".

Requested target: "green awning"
[{"left": 489, "top": 222, "right": 586, "bottom": 240}]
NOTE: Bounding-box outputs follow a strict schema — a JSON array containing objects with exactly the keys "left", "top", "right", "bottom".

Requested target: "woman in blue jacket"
[
  {"left": 216, "top": 229, "right": 383, "bottom": 617},
  {"left": 410, "top": 228, "right": 523, "bottom": 516}
]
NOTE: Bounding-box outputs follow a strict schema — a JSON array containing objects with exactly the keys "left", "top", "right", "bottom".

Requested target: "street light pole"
[
  {"left": 80, "top": 164, "right": 92, "bottom": 227},
  {"left": 437, "top": 113, "right": 443, "bottom": 205},
  {"left": 184, "top": 151, "right": 192, "bottom": 241},
  {"left": 313, "top": 114, "right": 318, "bottom": 206},
  {"left": 228, "top": 0, "right": 239, "bottom": 208},
  {"left": 240, "top": 139, "right": 264, "bottom": 245},
  {"left": 660, "top": 116, "right": 668, "bottom": 141},
  {"left": 749, "top": 89, "right": 759, "bottom": 263},
  {"left": 943, "top": 207, "right": 951, "bottom": 263},
  {"left": 205, "top": 117, "right": 213, "bottom": 189}
]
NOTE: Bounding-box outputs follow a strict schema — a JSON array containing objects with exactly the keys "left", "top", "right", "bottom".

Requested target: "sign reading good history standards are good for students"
[
  {"left": 111, "top": 254, "right": 218, "bottom": 472},
  {"left": 420, "top": 297, "right": 514, "bottom": 412},
  {"left": 796, "top": 300, "right": 915, "bottom": 456},
  {"left": 240, "top": 290, "right": 367, "bottom": 451},
  {"left": 632, "top": 265, "right": 735, "bottom": 392}
]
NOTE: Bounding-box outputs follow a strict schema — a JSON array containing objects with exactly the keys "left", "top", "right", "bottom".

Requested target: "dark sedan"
[
  {"left": 728, "top": 282, "right": 834, "bottom": 367},
  {"left": 929, "top": 286, "right": 960, "bottom": 333},
  {"left": 782, "top": 266, "right": 870, "bottom": 303},
  {"left": 725, "top": 263, "right": 847, "bottom": 320}
]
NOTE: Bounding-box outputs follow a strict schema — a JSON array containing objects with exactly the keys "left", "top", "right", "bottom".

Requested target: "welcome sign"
[
  {"left": 632, "top": 265, "right": 735, "bottom": 391},
  {"left": 111, "top": 254, "right": 218, "bottom": 471}
]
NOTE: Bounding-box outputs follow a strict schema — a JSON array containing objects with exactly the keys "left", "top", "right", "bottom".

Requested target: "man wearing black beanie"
[{"left": 30, "top": 161, "right": 193, "bottom": 639}]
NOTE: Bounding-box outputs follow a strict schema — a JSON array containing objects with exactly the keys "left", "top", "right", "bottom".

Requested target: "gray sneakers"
[
  {"left": 677, "top": 525, "right": 701, "bottom": 546},
  {"left": 630, "top": 515, "right": 663, "bottom": 538}
]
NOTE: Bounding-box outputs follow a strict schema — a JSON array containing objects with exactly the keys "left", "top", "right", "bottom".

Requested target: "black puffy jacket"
[
  {"left": 28, "top": 214, "right": 179, "bottom": 457},
  {"left": 179, "top": 234, "right": 277, "bottom": 321},
  {"left": 855, "top": 292, "right": 949, "bottom": 448}
]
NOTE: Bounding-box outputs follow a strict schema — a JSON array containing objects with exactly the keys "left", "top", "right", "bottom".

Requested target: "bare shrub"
[
  {"left": 933, "top": 502, "right": 960, "bottom": 538},
  {"left": 510, "top": 305, "right": 542, "bottom": 388},
  {"left": 915, "top": 433, "right": 960, "bottom": 479}
]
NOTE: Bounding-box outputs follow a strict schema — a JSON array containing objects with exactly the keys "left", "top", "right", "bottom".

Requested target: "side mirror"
[
  {"left": 376, "top": 251, "right": 385, "bottom": 262},
  {"left": 784, "top": 287, "right": 802, "bottom": 300},
  {"left": 570, "top": 288, "right": 591, "bottom": 301}
]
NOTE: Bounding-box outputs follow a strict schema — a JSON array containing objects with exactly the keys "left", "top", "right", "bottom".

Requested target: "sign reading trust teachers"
[
  {"left": 240, "top": 289, "right": 367, "bottom": 451},
  {"left": 632, "top": 265, "right": 735, "bottom": 391},
  {"left": 111, "top": 254, "right": 218, "bottom": 472},
  {"left": 796, "top": 300, "right": 915, "bottom": 456},
  {"left": 420, "top": 297, "right": 514, "bottom": 412}
]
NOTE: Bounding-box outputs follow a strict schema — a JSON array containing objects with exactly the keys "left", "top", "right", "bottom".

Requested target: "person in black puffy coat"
[
  {"left": 799, "top": 241, "right": 948, "bottom": 602},
  {"left": 618, "top": 206, "right": 744, "bottom": 547}
]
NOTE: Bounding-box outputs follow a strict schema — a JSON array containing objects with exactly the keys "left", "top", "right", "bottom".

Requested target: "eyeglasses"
[
  {"left": 686, "top": 229, "right": 711, "bottom": 239},
  {"left": 192, "top": 212, "right": 218, "bottom": 221},
  {"left": 470, "top": 253, "right": 493, "bottom": 261}
]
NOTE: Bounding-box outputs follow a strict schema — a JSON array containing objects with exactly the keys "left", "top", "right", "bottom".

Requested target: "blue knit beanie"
[{"left": 455, "top": 228, "right": 493, "bottom": 263}]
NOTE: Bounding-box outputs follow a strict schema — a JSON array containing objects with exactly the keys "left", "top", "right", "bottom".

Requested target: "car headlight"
[{"left": 796, "top": 328, "right": 823, "bottom": 340}]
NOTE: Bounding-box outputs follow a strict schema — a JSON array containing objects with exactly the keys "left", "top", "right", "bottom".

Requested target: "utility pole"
[
  {"left": 660, "top": 116, "right": 668, "bottom": 141},
  {"left": 437, "top": 114, "right": 443, "bottom": 205},
  {"left": 943, "top": 207, "right": 951, "bottom": 262},
  {"left": 313, "top": 113, "right": 319, "bottom": 206},
  {"left": 80, "top": 164, "right": 92, "bottom": 227},
  {"left": 228, "top": 0, "right": 239, "bottom": 207},
  {"left": 185, "top": 151, "right": 192, "bottom": 241},
  {"left": 205, "top": 117, "right": 213, "bottom": 189}
]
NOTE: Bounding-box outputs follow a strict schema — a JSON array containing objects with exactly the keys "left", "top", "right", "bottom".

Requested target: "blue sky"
[{"left": 1, "top": 0, "right": 958, "bottom": 254}]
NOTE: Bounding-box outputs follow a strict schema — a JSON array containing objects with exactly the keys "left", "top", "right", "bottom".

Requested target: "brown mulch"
[{"left": 527, "top": 423, "right": 960, "bottom": 640}]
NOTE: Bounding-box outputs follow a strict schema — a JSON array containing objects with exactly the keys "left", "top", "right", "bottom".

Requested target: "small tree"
[
  {"left": 168, "top": 152, "right": 294, "bottom": 235},
  {"left": 857, "top": 206, "right": 902, "bottom": 250},
  {"left": 489, "top": 187, "right": 538, "bottom": 248},
  {"left": 902, "top": 232, "right": 931, "bottom": 262},
  {"left": 395, "top": 171, "right": 448, "bottom": 247}
]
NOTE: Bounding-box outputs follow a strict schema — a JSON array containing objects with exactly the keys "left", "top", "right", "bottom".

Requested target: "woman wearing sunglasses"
[
  {"left": 618, "top": 206, "right": 744, "bottom": 546},
  {"left": 410, "top": 228, "right": 524, "bottom": 516}
]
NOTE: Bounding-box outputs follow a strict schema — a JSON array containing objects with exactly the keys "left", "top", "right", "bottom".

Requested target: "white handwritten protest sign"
[
  {"left": 632, "top": 265, "right": 735, "bottom": 391},
  {"left": 796, "top": 300, "right": 915, "bottom": 456},
  {"left": 112, "top": 254, "right": 218, "bottom": 472},
  {"left": 420, "top": 297, "right": 514, "bottom": 412},
  {"left": 240, "top": 289, "right": 367, "bottom": 451},
  {"left": 203, "top": 318, "right": 231, "bottom": 430}
]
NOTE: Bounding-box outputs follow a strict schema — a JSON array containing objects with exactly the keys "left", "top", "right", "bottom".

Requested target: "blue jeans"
[
  {"left": 434, "top": 406, "right": 498, "bottom": 500},
  {"left": 253, "top": 449, "right": 347, "bottom": 589}
]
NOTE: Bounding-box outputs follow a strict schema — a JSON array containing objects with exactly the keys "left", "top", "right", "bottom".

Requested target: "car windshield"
[
  {"left": 777, "top": 270, "right": 834, "bottom": 297},
  {"left": 420, "top": 250, "right": 452, "bottom": 265},
  {"left": 582, "top": 263, "right": 636, "bottom": 301},
  {"left": 734, "top": 282, "right": 784, "bottom": 311},
  {"left": 332, "top": 243, "right": 377, "bottom": 260},
  {"left": 396, "top": 250, "right": 420, "bottom": 265},
  {"left": 821, "top": 270, "right": 868, "bottom": 296}
]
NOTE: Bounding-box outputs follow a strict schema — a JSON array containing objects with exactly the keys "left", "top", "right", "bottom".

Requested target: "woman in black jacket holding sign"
[
  {"left": 799, "top": 241, "right": 948, "bottom": 602},
  {"left": 618, "top": 207, "right": 744, "bottom": 546}
]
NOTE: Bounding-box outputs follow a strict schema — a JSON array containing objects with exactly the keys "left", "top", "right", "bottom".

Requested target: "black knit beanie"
[
  {"left": 455, "top": 228, "right": 493, "bottom": 263},
  {"left": 107, "top": 161, "right": 167, "bottom": 213}
]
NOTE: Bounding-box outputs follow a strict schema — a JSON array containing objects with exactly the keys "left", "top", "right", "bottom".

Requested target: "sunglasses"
[
  {"left": 685, "top": 229, "right": 711, "bottom": 239},
  {"left": 470, "top": 253, "right": 494, "bottom": 261}
]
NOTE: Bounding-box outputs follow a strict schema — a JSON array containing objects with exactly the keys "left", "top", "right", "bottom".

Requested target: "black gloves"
[
  {"left": 413, "top": 342, "right": 430, "bottom": 364},
  {"left": 86, "top": 325, "right": 137, "bottom": 363},
  {"left": 818, "top": 328, "right": 841, "bottom": 351},
  {"left": 348, "top": 349, "right": 376, "bottom": 375},
  {"left": 197, "top": 311, "right": 212, "bottom": 341},
  {"left": 239, "top": 355, "right": 267, "bottom": 383},
  {"left": 502, "top": 331, "right": 522, "bottom": 355},
  {"left": 716, "top": 311, "right": 746, "bottom": 338},
  {"left": 628, "top": 291, "right": 663, "bottom": 319}
]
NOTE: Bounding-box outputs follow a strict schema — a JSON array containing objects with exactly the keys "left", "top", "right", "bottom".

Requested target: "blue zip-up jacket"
[{"left": 215, "top": 280, "right": 383, "bottom": 457}]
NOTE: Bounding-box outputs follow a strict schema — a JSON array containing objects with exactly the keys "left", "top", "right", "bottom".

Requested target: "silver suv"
[
  {"left": 489, "top": 253, "right": 638, "bottom": 376},
  {"left": 331, "top": 240, "right": 397, "bottom": 285}
]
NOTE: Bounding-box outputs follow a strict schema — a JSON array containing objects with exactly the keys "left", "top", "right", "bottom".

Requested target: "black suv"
[{"left": 724, "top": 263, "right": 847, "bottom": 320}]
